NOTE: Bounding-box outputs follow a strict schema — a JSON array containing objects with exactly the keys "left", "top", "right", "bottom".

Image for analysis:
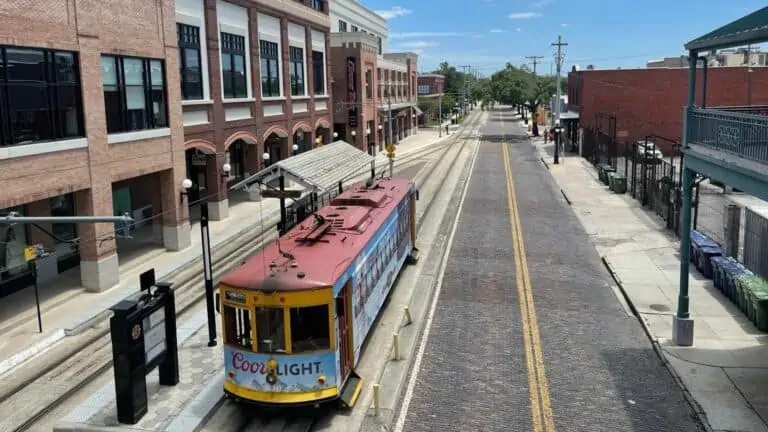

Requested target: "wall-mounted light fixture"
[
  {"left": 180, "top": 178, "right": 193, "bottom": 203},
  {"left": 221, "top": 163, "right": 231, "bottom": 179}
]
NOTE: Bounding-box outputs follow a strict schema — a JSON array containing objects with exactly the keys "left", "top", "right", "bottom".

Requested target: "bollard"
[
  {"left": 404, "top": 306, "right": 413, "bottom": 326},
  {"left": 393, "top": 332, "right": 400, "bottom": 361},
  {"left": 373, "top": 383, "right": 380, "bottom": 417}
]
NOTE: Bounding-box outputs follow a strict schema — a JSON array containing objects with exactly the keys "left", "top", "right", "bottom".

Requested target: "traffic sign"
[{"left": 386, "top": 144, "right": 395, "bottom": 153}]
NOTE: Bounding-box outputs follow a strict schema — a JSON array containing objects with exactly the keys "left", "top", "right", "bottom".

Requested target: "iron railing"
[{"left": 688, "top": 108, "right": 768, "bottom": 164}]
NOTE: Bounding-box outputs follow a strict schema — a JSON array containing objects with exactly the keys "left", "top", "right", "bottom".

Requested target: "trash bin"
[
  {"left": 602, "top": 166, "right": 616, "bottom": 185},
  {"left": 612, "top": 176, "right": 627, "bottom": 194},
  {"left": 608, "top": 172, "right": 617, "bottom": 191}
]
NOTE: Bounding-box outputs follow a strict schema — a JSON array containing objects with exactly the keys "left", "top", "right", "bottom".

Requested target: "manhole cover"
[{"left": 650, "top": 304, "right": 670, "bottom": 312}]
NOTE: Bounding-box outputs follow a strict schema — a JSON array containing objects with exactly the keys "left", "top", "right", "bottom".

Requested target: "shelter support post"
[
  {"left": 279, "top": 175, "right": 286, "bottom": 235},
  {"left": 674, "top": 49, "right": 698, "bottom": 347}
]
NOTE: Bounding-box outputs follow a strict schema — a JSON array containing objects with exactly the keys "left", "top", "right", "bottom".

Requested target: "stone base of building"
[
  {"left": 208, "top": 199, "right": 229, "bottom": 220},
  {"left": 163, "top": 223, "right": 192, "bottom": 251},
  {"left": 80, "top": 254, "right": 119, "bottom": 293}
]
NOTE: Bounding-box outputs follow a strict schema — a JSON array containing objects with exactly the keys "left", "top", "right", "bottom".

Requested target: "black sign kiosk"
[{"left": 109, "top": 269, "right": 179, "bottom": 424}]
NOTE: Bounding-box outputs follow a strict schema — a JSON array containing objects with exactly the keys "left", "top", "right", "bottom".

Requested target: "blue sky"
[{"left": 365, "top": 0, "right": 767, "bottom": 75}]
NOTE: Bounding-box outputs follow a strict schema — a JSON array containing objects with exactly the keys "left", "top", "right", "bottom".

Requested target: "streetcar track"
[
  {"left": 198, "top": 113, "right": 484, "bottom": 432},
  {"left": 2, "top": 117, "right": 483, "bottom": 432}
]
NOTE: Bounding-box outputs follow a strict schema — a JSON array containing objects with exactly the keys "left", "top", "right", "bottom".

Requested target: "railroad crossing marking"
[{"left": 502, "top": 139, "right": 556, "bottom": 432}]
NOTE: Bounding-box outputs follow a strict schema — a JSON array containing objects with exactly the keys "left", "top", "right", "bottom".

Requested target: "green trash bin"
[
  {"left": 613, "top": 176, "right": 627, "bottom": 194},
  {"left": 753, "top": 287, "right": 768, "bottom": 332},
  {"left": 598, "top": 165, "right": 607, "bottom": 183},
  {"left": 602, "top": 167, "right": 616, "bottom": 185},
  {"left": 608, "top": 172, "right": 617, "bottom": 191}
]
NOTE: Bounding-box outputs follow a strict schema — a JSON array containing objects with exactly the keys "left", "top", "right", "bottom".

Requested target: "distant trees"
[{"left": 488, "top": 63, "right": 565, "bottom": 136}]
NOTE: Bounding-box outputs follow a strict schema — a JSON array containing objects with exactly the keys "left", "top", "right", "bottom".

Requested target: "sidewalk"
[
  {"left": 522, "top": 119, "right": 768, "bottom": 432},
  {"left": 0, "top": 129, "right": 451, "bottom": 377}
]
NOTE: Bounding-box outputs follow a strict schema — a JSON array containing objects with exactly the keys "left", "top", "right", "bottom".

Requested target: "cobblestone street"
[{"left": 398, "top": 108, "right": 707, "bottom": 432}]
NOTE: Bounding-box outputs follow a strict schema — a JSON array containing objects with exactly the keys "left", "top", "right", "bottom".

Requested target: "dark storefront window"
[
  {"left": 178, "top": 23, "right": 204, "bottom": 100},
  {"left": 0, "top": 206, "right": 30, "bottom": 295},
  {"left": 260, "top": 40, "right": 280, "bottom": 97},
  {"left": 221, "top": 32, "right": 247, "bottom": 99},
  {"left": 0, "top": 47, "right": 84, "bottom": 147},
  {"left": 289, "top": 46, "right": 305, "bottom": 97},
  {"left": 50, "top": 194, "right": 77, "bottom": 260},
  {"left": 101, "top": 55, "right": 168, "bottom": 134},
  {"left": 312, "top": 51, "right": 324, "bottom": 95},
  {"left": 310, "top": 0, "right": 324, "bottom": 12}
]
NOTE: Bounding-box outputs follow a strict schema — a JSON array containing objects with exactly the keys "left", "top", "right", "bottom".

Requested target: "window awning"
[
  {"left": 228, "top": 140, "right": 374, "bottom": 193},
  {"left": 685, "top": 6, "right": 768, "bottom": 51},
  {"left": 413, "top": 106, "right": 424, "bottom": 116}
]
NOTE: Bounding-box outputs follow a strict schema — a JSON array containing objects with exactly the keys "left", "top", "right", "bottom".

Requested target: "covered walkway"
[{"left": 675, "top": 6, "right": 768, "bottom": 345}]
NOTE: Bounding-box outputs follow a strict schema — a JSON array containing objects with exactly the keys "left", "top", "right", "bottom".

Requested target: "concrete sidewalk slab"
[{"left": 527, "top": 129, "right": 768, "bottom": 432}]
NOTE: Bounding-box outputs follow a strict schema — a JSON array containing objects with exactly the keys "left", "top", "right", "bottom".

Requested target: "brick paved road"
[{"left": 398, "top": 107, "right": 706, "bottom": 432}]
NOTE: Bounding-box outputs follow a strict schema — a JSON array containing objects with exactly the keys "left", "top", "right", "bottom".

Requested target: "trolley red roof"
[{"left": 219, "top": 177, "right": 414, "bottom": 292}]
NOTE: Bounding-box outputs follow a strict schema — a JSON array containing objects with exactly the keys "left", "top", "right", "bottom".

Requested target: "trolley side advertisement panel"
[{"left": 225, "top": 347, "right": 337, "bottom": 392}]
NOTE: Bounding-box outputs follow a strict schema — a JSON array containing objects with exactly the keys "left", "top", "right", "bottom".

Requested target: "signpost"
[
  {"left": 24, "top": 244, "right": 56, "bottom": 333},
  {"left": 386, "top": 144, "right": 395, "bottom": 177},
  {"left": 109, "top": 273, "right": 178, "bottom": 425}
]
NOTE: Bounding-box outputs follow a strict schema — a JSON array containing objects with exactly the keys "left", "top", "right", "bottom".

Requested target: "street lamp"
[
  {"left": 378, "top": 124, "right": 383, "bottom": 130},
  {"left": 333, "top": 131, "right": 338, "bottom": 139},
  {"left": 292, "top": 143, "right": 299, "bottom": 156},
  {"left": 221, "top": 163, "right": 231, "bottom": 180},
  {"left": 262, "top": 152, "right": 270, "bottom": 168},
  {"left": 180, "top": 178, "right": 193, "bottom": 203},
  {"left": 554, "top": 120, "right": 563, "bottom": 165},
  {"left": 315, "top": 136, "right": 322, "bottom": 146}
]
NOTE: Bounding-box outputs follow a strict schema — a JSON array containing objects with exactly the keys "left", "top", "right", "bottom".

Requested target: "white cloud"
[
  {"left": 530, "top": 0, "right": 554, "bottom": 8},
  {"left": 390, "top": 31, "right": 477, "bottom": 39},
  {"left": 490, "top": 29, "right": 505, "bottom": 33},
  {"left": 397, "top": 40, "right": 439, "bottom": 49},
  {"left": 516, "top": 28, "right": 523, "bottom": 32},
  {"left": 508, "top": 12, "right": 541, "bottom": 19},
  {"left": 561, "top": 23, "right": 569, "bottom": 27},
  {"left": 472, "top": 34, "right": 485, "bottom": 39},
  {"left": 374, "top": 6, "right": 413, "bottom": 20}
]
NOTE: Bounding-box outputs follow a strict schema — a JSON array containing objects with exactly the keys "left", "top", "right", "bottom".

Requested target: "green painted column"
[{"left": 677, "top": 165, "right": 693, "bottom": 319}]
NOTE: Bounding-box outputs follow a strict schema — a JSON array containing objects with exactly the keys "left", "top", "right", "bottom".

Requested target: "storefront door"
[{"left": 186, "top": 149, "right": 208, "bottom": 203}]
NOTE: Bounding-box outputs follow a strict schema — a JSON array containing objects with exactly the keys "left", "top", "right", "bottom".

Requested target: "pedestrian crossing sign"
[{"left": 386, "top": 144, "right": 395, "bottom": 156}]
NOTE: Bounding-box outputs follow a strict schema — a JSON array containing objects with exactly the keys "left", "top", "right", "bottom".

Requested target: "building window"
[
  {"left": 310, "top": 0, "right": 324, "bottom": 12},
  {"left": 289, "top": 46, "right": 305, "bottom": 96},
  {"left": 365, "top": 70, "right": 372, "bottom": 100},
  {"left": 351, "top": 25, "right": 358, "bottom": 32},
  {"left": 377, "top": 37, "right": 382, "bottom": 55},
  {"left": 338, "top": 20, "right": 347, "bottom": 32},
  {"left": 178, "top": 24, "right": 203, "bottom": 100},
  {"left": 101, "top": 55, "right": 168, "bottom": 134},
  {"left": 0, "top": 47, "right": 84, "bottom": 147},
  {"left": 0, "top": 206, "right": 29, "bottom": 283},
  {"left": 221, "top": 32, "right": 247, "bottom": 99},
  {"left": 260, "top": 40, "right": 280, "bottom": 97},
  {"left": 312, "top": 51, "right": 325, "bottom": 95},
  {"left": 418, "top": 84, "right": 430, "bottom": 95}
]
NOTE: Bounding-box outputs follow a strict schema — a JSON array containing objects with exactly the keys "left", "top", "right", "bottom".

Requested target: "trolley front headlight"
[{"left": 266, "top": 372, "right": 278, "bottom": 385}]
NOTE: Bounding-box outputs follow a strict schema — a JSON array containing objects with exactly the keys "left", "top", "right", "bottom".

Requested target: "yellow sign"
[
  {"left": 386, "top": 144, "right": 395, "bottom": 153},
  {"left": 24, "top": 246, "right": 38, "bottom": 262}
]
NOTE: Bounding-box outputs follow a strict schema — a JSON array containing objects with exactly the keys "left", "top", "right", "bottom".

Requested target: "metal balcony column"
[{"left": 674, "top": 50, "right": 698, "bottom": 347}]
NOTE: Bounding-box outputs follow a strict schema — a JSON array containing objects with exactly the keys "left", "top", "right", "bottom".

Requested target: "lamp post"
[
  {"left": 292, "top": 143, "right": 299, "bottom": 156},
  {"left": 351, "top": 130, "right": 357, "bottom": 149},
  {"left": 262, "top": 151, "right": 270, "bottom": 168},
  {"left": 554, "top": 120, "right": 563, "bottom": 165},
  {"left": 221, "top": 163, "right": 231, "bottom": 181},
  {"left": 180, "top": 178, "right": 193, "bottom": 204}
]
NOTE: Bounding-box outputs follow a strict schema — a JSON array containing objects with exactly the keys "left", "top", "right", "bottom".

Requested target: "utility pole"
[
  {"left": 525, "top": 55, "right": 544, "bottom": 76},
  {"left": 552, "top": 35, "right": 568, "bottom": 165},
  {"left": 388, "top": 92, "right": 394, "bottom": 147},
  {"left": 460, "top": 64, "right": 471, "bottom": 117}
]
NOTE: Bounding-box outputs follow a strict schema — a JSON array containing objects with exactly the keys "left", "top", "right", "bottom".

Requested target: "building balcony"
[{"left": 685, "top": 106, "right": 768, "bottom": 201}]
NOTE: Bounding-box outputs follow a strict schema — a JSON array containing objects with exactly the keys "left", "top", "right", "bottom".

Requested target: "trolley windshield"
[{"left": 251, "top": 305, "right": 331, "bottom": 354}]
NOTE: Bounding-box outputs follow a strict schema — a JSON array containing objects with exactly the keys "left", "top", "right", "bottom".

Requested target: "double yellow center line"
[{"left": 500, "top": 112, "right": 556, "bottom": 432}]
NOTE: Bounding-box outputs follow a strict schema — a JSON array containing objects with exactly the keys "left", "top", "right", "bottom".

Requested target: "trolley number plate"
[{"left": 143, "top": 309, "right": 167, "bottom": 364}]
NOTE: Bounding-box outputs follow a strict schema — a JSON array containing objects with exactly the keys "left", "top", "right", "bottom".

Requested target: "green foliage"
[{"left": 486, "top": 63, "right": 565, "bottom": 110}]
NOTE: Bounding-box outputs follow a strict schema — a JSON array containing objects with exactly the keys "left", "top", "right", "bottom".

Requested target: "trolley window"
[
  {"left": 254, "top": 307, "right": 287, "bottom": 353},
  {"left": 223, "top": 305, "right": 251, "bottom": 349},
  {"left": 289, "top": 305, "right": 331, "bottom": 353}
]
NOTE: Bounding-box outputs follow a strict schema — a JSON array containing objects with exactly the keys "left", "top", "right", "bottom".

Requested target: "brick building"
[
  {"left": 417, "top": 74, "right": 445, "bottom": 125},
  {"left": 568, "top": 66, "right": 768, "bottom": 152},
  {"left": 417, "top": 74, "right": 445, "bottom": 96},
  {"left": 330, "top": 34, "right": 418, "bottom": 154},
  {"left": 0, "top": 0, "right": 190, "bottom": 295},
  {"left": 177, "top": 0, "right": 333, "bottom": 221}
]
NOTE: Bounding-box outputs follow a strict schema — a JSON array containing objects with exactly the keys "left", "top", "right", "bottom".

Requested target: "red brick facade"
[
  {"left": 418, "top": 74, "right": 445, "bottom": 96},
  {"left": 0, "top": 0, "right": 189, "bottom": 292},
  {"left": 568, "top": 67, "right": 768, "bottom": 152}
]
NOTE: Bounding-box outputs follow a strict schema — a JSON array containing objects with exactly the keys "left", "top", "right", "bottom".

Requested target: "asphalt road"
[{"left": 396, "top": 107, "right": 706, "bottom": 432}]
